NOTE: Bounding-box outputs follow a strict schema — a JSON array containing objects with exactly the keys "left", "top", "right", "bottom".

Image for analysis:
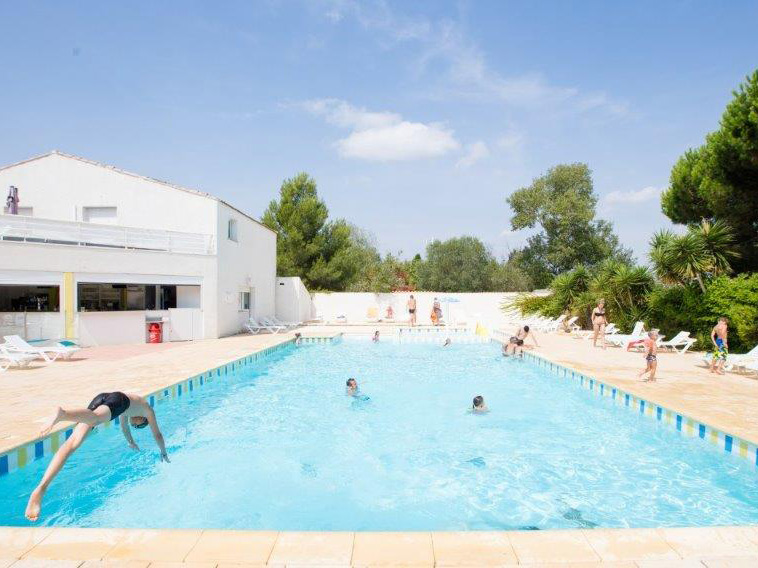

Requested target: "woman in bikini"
[{"left": 591, "top": 299, "right": 607, "bottom": 350}]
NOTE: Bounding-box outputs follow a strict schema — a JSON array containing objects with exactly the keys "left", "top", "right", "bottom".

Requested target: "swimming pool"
[{"left": 2, "top": 339, "right": 758, "bottom": 530}]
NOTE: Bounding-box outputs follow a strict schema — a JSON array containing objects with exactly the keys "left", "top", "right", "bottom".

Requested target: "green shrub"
[
  {"left": 504, "top": 293, "right": 554, "bottom": 317},
  {"left": 646, "top": 274, "right": 758, "bottom": 352},
  {"left": 703, "top": 274, "right": 758, "bottom": 352}
]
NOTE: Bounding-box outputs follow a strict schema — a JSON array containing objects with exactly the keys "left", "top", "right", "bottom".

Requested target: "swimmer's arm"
[
  {"left": 120, "top": 416, "right": 139, "bottom": 451},
  {"left": 144, "top": 406, "right": 169, "bottom": 463}
]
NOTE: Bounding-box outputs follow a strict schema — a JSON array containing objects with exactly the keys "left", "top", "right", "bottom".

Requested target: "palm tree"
[
  {"left": 649, "top": 230, "right": 680, "bottom": 285},
  {"left": 649, "top": 220, "right": 739, "bottom": 293},
  {"left": 665, "top": 232, "right": 710, "bottom": 292},
  {"left": 694, "top": 219, "right": 740, "bottom": 277}
]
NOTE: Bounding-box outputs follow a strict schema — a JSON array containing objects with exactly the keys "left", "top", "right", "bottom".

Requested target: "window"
[
  {"left": 82, "top": 206, "right": 117, "bottom": 224},
  {"left": 78, "top": 283, "right": 178, "bottom": 311},
  {"left": 227, "top": 218, "right": 238, "bottom": 242},
  {"left": 0, "top": 285, "right": 59, "bottom": 312},
  {"left": 239, "top": 291, "right": 251, "bottom": 311}
]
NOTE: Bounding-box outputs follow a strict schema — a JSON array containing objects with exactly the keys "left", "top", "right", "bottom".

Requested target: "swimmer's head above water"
[{"left": 472, "top": 396, "right": 488, "bottom": 412}]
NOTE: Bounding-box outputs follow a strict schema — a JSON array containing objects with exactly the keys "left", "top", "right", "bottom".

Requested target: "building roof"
[{"left": 0, "top": 150, "right": 276, "bottom": 234}]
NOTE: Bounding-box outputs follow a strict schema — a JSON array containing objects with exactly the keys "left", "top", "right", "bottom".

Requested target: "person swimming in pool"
[
  {"left": 346, "top": 378, "right": 359, "bottom": 396},
  {"left": 443, "top": 338, "right": 452, "bottom": 347},
  {"left": 372, "top": 330, "right": 380, "bottom": 342},
  {"left": 25, "top": 391, "right": 168, "bottom": 522},
  {"left": 472, "top": 395, "right": 489, "bottom": 413}
]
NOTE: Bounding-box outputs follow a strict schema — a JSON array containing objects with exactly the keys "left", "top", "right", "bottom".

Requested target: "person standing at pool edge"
[
  {"left": 710, "top": 317, "right": 729, "bottom": 375},
  {"left": 407, "top": 295, "right": 416, "bottom": 326},
  {"left": 25, "top": 391, "right": 169, "bottom": 522},
  {"left": 638, "top": 331, "right": 659, "bottom": 382},
  {"left": 592, "top": 299, "right": 607, "bottom": 350}
]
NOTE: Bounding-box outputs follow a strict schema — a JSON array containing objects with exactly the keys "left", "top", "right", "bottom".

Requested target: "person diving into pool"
[{"left": 24, "top": 391, "right": 169, "bottom": 522}]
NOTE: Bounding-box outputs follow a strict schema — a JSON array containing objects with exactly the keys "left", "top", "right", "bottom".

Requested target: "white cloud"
[
  {"left": 496, "top": 131, "right": 524, "bottom": 151},
  {"left": 603, "top": 186, "right": 662, "bottom": 206},
  {"left": 456, "top": 141, "right": 489, "bottom": 169},
  {"left": 298, "top": 98, "right": 460, "bottom": 161},
  {"left": 320, "top": 1, "right": 628, "bottom": 117}
]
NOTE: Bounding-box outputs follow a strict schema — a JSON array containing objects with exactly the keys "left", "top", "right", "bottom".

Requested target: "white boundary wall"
[{"left": 312, "top": 292, "right": 522, "bottom": 330}]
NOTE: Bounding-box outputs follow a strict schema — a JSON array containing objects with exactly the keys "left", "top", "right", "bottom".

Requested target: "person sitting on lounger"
[{"left": 25, "top": 392, "right": 168, "bottom": 522}]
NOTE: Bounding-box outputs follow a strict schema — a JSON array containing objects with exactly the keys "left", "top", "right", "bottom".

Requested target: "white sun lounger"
[
  {"left": 270, "top": 316, "right": 300, "bottom": 329},
  {"left": 256, "top": 317, "right": 287, "bottom": 334},
  {"left": 0, "top": 347, "right": 38, "bottom": 371},
  {"left": 605, "top": 322, "right": 646, "bottom": 348},
  {"left": 2, "top": 335, "right": 81, "bottom": 362},
  {"left": 658, "top": 331, "right": 696, "bottom": 354},
  {"left": 539, "top": 315, "right": 566, "bottom": 332},
  {"left": 703, "top": 343, "right": 758, "bottom": 372},
  {"left": 573, "top": 322, "right": 619, "bottom": 339}
]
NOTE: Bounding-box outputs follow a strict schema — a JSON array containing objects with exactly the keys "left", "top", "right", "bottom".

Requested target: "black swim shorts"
[{"left": 88, "top": 392, "right": 131, "bottom": 420}]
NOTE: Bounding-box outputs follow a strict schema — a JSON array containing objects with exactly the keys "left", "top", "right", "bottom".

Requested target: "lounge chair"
[
  {"left": 270, "top": 316, "right": 300, "bottom": 329},
  {"left": 658, "top": 331, "right": 696, "bottom": 354},
  {"left": 564, "top": 316, "right": 580, "bottom": 333},
  {"left": 258, "top": 317, "right": 287, "bottom": 334},
  {"left": 605, "top": 322, "right": 646, "bottom": 348},
  {"left": 0, "top": 347, "right": 38, "bottom": 371},
  {"left": 539, "top": 315, "right": 566, "bottom": 332},
  {"left": 244, "top": 320, "right": 264, "bottom": 334},
  {"left": 703, "top": 343, "right": 758, "bottom": 372},
  {"left": 573, "top": 322, "right": 619, "bottom": 339},
  {"left": 2, "top": 335, "right": 81, "bottom": 362}
]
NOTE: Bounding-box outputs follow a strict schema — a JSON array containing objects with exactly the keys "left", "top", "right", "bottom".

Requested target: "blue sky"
[{"left": 1, "top": 0, "right": 756, "bottom": 262}]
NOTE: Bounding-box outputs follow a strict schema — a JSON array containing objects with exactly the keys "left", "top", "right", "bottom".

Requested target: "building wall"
[
  {"left": 0, "top": 153, "right": 217, "bottom": 235},
  {"left": 0, "top": 241, "right": 217, "bottom": 342},
  {"left": 214, "top": 201, "right": 277, "bottom": 337},
  {"left": 312, "top": 292, "right": 525, "bottom": 330},
  {"left": 275, "top": 277, "right": 314, "bottom": 324},
  {"left": 0, "top": 152, "right": 279, "bottom": 342}
]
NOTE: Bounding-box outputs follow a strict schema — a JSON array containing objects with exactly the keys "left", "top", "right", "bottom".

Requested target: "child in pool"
[
  {"left": 372, "top": 330, "right": 380, "bottom": 342},
  {"left": 346, "top": 378, "right": 370, "bottom": 401},
  {"left": 472, "top": 395, "right": 489, "bottom": 413}
]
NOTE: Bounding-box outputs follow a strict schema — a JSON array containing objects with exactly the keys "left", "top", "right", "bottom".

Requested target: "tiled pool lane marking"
[
  {"left": 521, "top": 349, "right": 758, "bottom": 468},
  {"left": 0, "top": 334, "right": 342, "bottom": 478}
]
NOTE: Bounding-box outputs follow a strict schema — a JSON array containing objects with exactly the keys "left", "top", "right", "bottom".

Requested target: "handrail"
[{"left": 0, "top": 214, "right": 215, "bottom": 255}]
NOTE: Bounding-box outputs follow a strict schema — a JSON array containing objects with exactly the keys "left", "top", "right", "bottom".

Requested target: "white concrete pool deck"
[{"left": 2, "top": 326, "right": 758, "bottom": 566}]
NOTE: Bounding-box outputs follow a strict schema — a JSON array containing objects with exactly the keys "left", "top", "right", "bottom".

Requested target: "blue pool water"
[{"left": 2, "top": 339, "right": 758, "bottom": 530}]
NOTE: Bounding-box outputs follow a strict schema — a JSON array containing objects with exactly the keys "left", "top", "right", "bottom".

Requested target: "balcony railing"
[{"left": 0, "top": 214, "right": 214, "bottom": 255}]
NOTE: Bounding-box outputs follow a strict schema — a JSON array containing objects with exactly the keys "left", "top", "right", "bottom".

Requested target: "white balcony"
[{"left": 0, "top": 214, "right": 214, "bottom": 255}]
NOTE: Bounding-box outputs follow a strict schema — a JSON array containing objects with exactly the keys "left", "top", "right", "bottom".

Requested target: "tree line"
[
  {"left": 514, "top": 70, "right": 758, "bottom": 352},
  {"left": 262, "top": 163, "right": 627, "bottom": 293}
]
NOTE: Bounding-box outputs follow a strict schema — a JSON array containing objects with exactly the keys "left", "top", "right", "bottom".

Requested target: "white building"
[{"left": 0, "top": 151, "right": 276, "bottom": 346}]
